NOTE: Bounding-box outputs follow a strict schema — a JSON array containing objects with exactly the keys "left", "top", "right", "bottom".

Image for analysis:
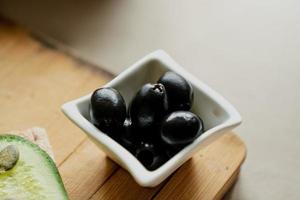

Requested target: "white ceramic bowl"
[{"left": 61, "top": 50, "right": 242, "bottom": 187}]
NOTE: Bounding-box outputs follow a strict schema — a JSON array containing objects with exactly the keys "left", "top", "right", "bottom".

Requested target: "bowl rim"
[{"left": 61, "top": 49, "right": 242, "bottom": 187}]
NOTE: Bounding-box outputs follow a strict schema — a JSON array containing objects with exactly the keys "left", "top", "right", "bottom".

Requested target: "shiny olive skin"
[
  {"left": 90, "top": 87, "right": 126, "bottom": 136},
  {"left": 118, "top": 119, "right": 137, "bottom": 153},
  {"left": 161, "top": 111, "right": 204, "bottom": 147},
  {"left": 135, "top": 141, "right": 168, "bottom": 170},
  {"left": 158, "top": 71, "right": 193, "bottom": 111},
  {"left": 129, "top": 83, "right": 168, "bottom": 140}
]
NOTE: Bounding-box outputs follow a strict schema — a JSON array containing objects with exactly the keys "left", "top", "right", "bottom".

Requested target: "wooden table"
[{"left": 0, "top": 19, "right": 246, "bottom": 200}]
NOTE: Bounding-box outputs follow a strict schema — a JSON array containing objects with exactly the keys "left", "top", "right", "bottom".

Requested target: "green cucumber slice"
[{"left": 0, "top": 135, "right": 68, "bottom": 200}]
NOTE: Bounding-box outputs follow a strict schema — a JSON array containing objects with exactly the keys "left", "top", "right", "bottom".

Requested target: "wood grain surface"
[{"left": 0, "top": 19, "right": 246, "bottom": 200}]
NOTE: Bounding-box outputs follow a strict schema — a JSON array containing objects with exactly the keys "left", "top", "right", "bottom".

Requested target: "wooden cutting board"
[{"left": 0, "top": 18, "right": 246, "bottom": 200}]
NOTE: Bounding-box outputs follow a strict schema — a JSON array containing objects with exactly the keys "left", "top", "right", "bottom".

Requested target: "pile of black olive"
[{"left": 90, "top": 71, "right": 204, "bottom": 170}]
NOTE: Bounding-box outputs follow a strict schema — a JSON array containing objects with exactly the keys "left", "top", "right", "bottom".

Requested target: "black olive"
[
  {"left": 129, "top": 83, "right": 168, "bottom": 140},
  {"left": 151, "top": 153, "right": 168, "bottom": 170},
  {"left": 158, "top": 71, "right": 193, "bottom": 111},
  {"left": 90, "top": 87, "right": 126, "bottom": 137},
  {"left": 118, "top": 119, "right": 137, "bottom": 153},
  {"left": 161, "top": 111, "right": 204, "bottom": 148},
  {"left": 135, "top": 141, "right": 156, "bottom": 169},
  {"left": 165, "top": 146, "right": 182, "bottom": 158},
  {"left": 135, "top": 141, "right": 168, "bottom": 170}
]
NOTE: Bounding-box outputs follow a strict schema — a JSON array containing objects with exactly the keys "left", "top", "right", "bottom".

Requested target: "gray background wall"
[{"left": 1, "top": 0, "right": 300, "bottom": 199}]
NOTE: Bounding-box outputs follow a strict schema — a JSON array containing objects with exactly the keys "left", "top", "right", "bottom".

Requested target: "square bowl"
[{"left": 61, "top": 50, "right": 242, "bottom": 187}]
